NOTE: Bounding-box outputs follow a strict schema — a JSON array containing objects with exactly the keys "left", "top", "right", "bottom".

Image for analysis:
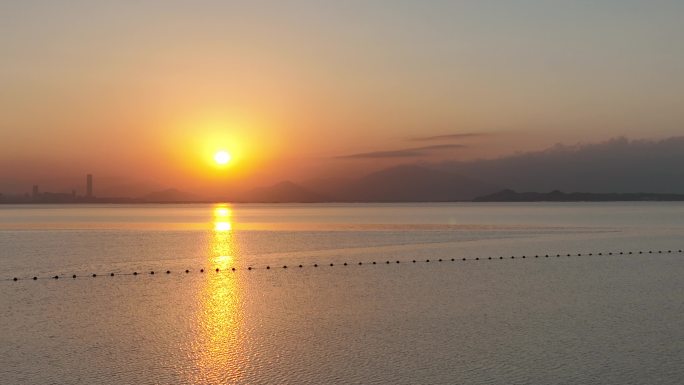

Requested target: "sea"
[{"left": 1, "top": 203, "right": 683, "bottom": 384}]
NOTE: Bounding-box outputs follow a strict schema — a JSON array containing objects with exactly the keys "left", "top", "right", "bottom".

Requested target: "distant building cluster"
[{"left": 0, "top": 174, "right": 102, "bottom": 203}]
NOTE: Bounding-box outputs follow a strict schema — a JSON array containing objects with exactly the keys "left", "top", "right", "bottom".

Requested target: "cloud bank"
[
  {"left": 408, "top": 133, "right": 487, "bottom": 142},
  {"left": 337, "top": 144, "right": 466, "bottom": 159},
  {"left": 440, "top": 136, "right": 684, "bottom": 193}
]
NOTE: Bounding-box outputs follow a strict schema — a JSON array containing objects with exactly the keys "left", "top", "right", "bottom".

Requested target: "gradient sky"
[{"left": 1, "top": 1, "right": 683, "bottom": 195}]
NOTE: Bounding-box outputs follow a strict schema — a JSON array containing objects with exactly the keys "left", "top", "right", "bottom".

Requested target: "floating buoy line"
[{"left": 4, "top": 249, "right": 682, "bottom": 282}]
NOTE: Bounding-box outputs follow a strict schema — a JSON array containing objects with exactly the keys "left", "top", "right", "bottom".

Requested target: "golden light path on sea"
[{"left": 189, "top": 204, "right": 245, "bottom": 383}]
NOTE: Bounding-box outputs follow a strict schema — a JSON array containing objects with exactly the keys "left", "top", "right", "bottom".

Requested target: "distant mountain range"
[
  {"left": 221, "top": 165, "right": 501, "bottom": 203},
  {"left": 332, "top": 165, "right": 499, "bottom": 202},
  {"left": 5, "top": 136, "right": 684, "bottom": 203},
  {"left": 136, "top": 136, "right": 684, "bottom": 203},
  {"left": 222, "top": 137, "right": 684, "bottom": 203}
]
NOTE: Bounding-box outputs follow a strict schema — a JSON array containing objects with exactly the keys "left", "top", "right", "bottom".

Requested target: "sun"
[{"left": 214, "top": 150, "right": 232, "bottom": 165}]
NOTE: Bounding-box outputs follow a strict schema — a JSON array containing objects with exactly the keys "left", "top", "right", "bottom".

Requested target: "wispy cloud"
[
  {"left": 409, "top": 133, "right": 486, "bottom": 142},
  {"left": 337, "top": 144, "right": 466, "bottom": 159}
]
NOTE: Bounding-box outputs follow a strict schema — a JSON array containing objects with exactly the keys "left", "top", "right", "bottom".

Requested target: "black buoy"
[
  {"left": 545, "top": 255, "right": 549, "bottom": 258},
  {"left": 200, "top": 268, "right": 204, "bottom": 273},
  {"left": 343, "top": 262, "right": 347, "bottom": 266},
  {"left": 215, "top": 268, "right": 220, "bottom": 272},
  {"left": 314, "top": 264, "right": 318, "bottom": 267},
  {"left": 232, "top": 267, "right": 236, "bottom": 271},
  {"left": 283, "top": 265, "right": 287, "bottom": 269},
  {"left": 426, "top": 259, "right": 430, "bottom": 263},
  {"left": 412, "top": 260, "right": 416, "bottom": 263},
  {"left": 329, "top": 263, "right": 334, "bottom": 267},
  {"left": 166, "top": 270, "right": 171, "bottom": 274},
  {"left": 451, "top": 258, "right": 455, "bottom": 261},
  {"left": 475, "top": 257, "right": 479, "bottom": 260},
  {"left": 488, "top": 257, "right": 492, "bottom": 260},
  {"left": 534, "top": 255, "right": 538, "bottom": 258},
  {"left": 72, "top": 274, "right": 77, "bottom": 278},
  {"left": 91, "top": 274, "right": 96, "bottom": 278},
  {"left": 248, "top": 267, "right": 252, "bottom": 270},
  {"left": 13, "top": 277, "right": 17, "bottom": 281},
  {"left": 267, "top": 266, "right": 271, "bottom": 269},
  {"left": 299, "top": 264, "right": 303, "bottom": 268},
  {"left": 588, "top": 253, "right": 592, "bottom": 256},
  {"left": 133, "top": 272, "right": 138, "bottom": 275},
  {"left": 54, "top": 275, "right": 59, "bottom": 279},
  {"left": 521, "top": 256, "right": 525, "bottom": 259},
  {"left": 499, "top": 256, "right": 503, "bottom": 259},
  {"left": 185, "top": 269, "right": 189, "bottom": 273},
  {"left": 658, "top": 250, "right": 662, "bottom": 253},
  {"left": 386, "top": 261, "right": 390, "bottom": 264},
  {"left": 396, "top": 260, "right": 400, "bottom": 264},
  {"left": 33, "top": 277, "right": 37, "bottom": 280},
  {"left": 150, "top": 271, "right": 154, "bottom": 275},
  {"left": 462, "top": 257, "right": 466, "bottom": 261},
  {"left": 372, "top": 262, "right": 376, "bottom": 265},
  {"left": 438, "top": 259, "right": 442, "bottom": 262},
  {"left": 110, "top": 272, "right": 115, "bottom": 276},
  {"left": 358, "top": 262, "right": 362, "bottom": 265},
  {"left": 511, "top": 256, "right": 515, "bottom": 259}
]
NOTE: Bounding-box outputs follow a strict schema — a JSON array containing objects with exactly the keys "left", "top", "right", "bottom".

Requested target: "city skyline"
[{"left": 2, "top": 173, "right": 103, "bottom": 203}]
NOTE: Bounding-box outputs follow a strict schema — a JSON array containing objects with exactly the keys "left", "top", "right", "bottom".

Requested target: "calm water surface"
[{"left": 1, "top": 203, "right": 683, "bottom": 384}]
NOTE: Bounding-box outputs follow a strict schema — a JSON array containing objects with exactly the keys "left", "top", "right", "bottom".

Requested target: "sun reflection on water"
[
  {"left": 214, "top": 221, "right": 232, "bottom": 232},
  {"left": 190, "top": 204, "right": 245, "bottom": 382},
  {"left": 212, "top": 205, "right": 235, "bottom": 268}
]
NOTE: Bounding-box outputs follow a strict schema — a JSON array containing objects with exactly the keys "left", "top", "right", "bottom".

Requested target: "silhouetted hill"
[
  {"left": 300, "top": 176, "right": 352, "bottom": 198},
  {"left": 330, "top": 165, "right": 500, "bottom": 202},
  {"left": 241, "top": 181, "right": 329, "bottom": 203},
  {"left": 142, "top": 188, "right": 204, "bottom": 202},
  {"left": 97, "top": 180, "right": 166, "bottom": 198},
  {"left": 474, "top": 189, "right": 684, "bottom": 202}
]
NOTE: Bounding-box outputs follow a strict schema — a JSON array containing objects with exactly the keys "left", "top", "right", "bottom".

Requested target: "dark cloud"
[
  {"left": 409, "top": 133, "right": 486, "bottom": 142},
  {"left": 337, "top": 144, "right": 466, "bottom": 159},
  {"left": 438, "top": 136, "right": 684, "bottom": 193}
]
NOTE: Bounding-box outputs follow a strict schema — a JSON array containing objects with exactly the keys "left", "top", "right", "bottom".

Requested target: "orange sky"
[{"left": 1, "top": 1, "right": 683, "bottom": 196}]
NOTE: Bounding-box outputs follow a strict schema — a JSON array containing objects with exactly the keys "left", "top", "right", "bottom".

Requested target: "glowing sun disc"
[{"left": 214, "top": 150, "right": 231, "bottom": 165}]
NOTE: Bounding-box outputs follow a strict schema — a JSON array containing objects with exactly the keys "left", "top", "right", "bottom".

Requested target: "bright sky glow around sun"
[{"left": 214, "top": 151, "right": 232, "bottom": 165}]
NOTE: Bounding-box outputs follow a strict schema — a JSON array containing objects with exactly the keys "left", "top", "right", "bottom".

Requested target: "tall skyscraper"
[
  {"left": 32, "top": 185, "right": 39, "bottom": 198},
  {"left": 86, "top": 174, "right": 93, "bottom": 197}
]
